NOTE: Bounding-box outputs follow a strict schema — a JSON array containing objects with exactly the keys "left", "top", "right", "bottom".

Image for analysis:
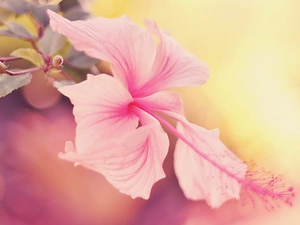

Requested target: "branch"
[{"left": 6, "top": 67, "right": 41, "bottom": 75}]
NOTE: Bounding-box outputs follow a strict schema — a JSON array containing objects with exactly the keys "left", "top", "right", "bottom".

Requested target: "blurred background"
[{"left": 0, "top": 0, "right": 299, "bottom": 224}]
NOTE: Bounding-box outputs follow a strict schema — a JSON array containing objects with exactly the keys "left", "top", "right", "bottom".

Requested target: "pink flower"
[{"left": 48, "top": 11, "right": 294, "bottom": 208}]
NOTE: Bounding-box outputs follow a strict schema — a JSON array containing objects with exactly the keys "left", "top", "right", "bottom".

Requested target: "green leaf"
[
  {"left": 64, "top": 6, "right": 89, "bottom": 21},
  {"left": 28, "top": 3, "right": 59, "bottom": 27},
  {"left": 11, "top": 48, "right": 44, "bottom": 67},
  {"left": 0, "top": 22, "right": 33, "bottom": 39},
  {"left": 0, "top": 8, "right": 14, "bottom": 21},
  {"left": 66, "top": 46, "right": 98, "bottom": 69},
  {"left": 59, "top": 0, "right": 80, "bottom": 11},
  {"left": 0, "top": 0, "right": 28, "bottom": 14},
  {"left": 38, "top": 26, "right": 66, "bottom": 56},
  {"left": 0, "top": 73, "right": 32, "bottom": 98},
  {"left": 27, "top": 0, "right": 62, "bottom": 5},
  {"left": 0, "top": 29, "right": 17, "bottom": 38}
]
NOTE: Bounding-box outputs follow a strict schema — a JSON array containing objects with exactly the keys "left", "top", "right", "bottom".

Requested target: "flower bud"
[
  {"left": 0, "top": 61, "right": 7, "bottom": 73},
  {"left": 52, "top": 55, "right": 64, "bottom": 67}
]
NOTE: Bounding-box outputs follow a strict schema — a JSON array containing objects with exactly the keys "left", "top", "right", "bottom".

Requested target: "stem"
[
  {"left": 29, "top": 39, "right": 42, "bottom": 54},
  {"left": 27, "top": 12, "right": 44, "bottom": 39},
  {"left": 6, "top": 67, "right": 41, "bottom": 75},
  {"left": 0, "top": 56, "right": 21, "bottom": 62},
  {"left": 24, "top": 14, "right": 48, "bottom": 64},
  {"left": 28, "top": 39, "right": 49, "bottom": 64}
]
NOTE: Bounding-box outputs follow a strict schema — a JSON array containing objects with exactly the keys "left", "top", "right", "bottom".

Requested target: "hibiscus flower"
[{"left": 47, "top": 10, "right": 294, "bottom": 209}]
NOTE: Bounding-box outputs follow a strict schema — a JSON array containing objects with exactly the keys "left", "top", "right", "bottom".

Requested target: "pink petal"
[
  {"left": 48, "top": 11, "right": 209, "bottom": 96},
  {"left": 131, "top": 20, "right": 210, "bottom": 97},
  {"left": 59, "top": 125, "right": 168, "bottom": 199},
  {"left": 134, "top": 91, "right": 184, "bottom": 115},
  {"left": 171, "top": 115, "right": 247, "bottom": 208},
  {"left": 48, "top": 10, "right": 157, "bottom": 92},
  {"left": 136, "top": 106, "right": 247, "bottom": 208},
  {"left": 59, "top": 74, "right": 139, "bottom": 152}
]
